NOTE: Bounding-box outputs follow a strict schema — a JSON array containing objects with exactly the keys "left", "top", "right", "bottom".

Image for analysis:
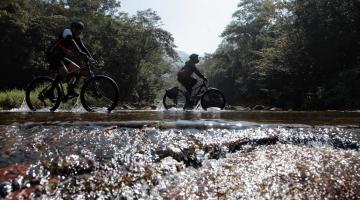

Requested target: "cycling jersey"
[
  {"left": 177, "top": 61, "right": 205, "bottom": 79},
  {"left": 177, "top": 60, "right": 205, "bottom": 94},
  {"left": 45, "top": 29, "right": 91, "bottom": 69}
]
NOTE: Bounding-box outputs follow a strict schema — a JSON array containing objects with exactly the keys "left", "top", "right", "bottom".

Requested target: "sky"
[{"left": 120, "top": 0, "right": 239, "bottom": 55}]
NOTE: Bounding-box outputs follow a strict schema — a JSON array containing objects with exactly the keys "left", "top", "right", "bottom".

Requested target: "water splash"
[
  {"left": 155, "top": 101, "right": 165, "bottom": 110},
  {"left": 69, "top": 96, "right": 87, "bottom": 113},
  {"left": 9, "top": 97, "right": 30, "bottom": 112}
]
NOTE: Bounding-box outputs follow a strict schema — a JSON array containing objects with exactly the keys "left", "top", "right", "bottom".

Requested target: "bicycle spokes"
[
  {"left": 201, "top": 89, "right": 226, "bottom": 110},
  {"left": 163, "top": 90, "right": 186, "bottom": 110},
  {"left": 81, "top": 76, "right": 119, "bottom": 112},
  {"left": 25, "top": 77, "right": 61, "bottom": 111}
]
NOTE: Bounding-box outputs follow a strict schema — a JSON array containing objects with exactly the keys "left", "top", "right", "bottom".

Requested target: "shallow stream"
[{"left": 0, "top": 110, "right": 359, "bottom": 199}]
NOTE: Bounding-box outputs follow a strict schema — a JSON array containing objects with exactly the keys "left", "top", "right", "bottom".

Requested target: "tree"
[
  {"left": 201, "top": 0, "right": 360, "bottom": 110},
  {"left": 0, "top": 0, "right": 178, "bottom": 105}
]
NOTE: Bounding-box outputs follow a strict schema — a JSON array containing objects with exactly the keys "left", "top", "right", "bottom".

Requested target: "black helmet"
[
  {"left": 70, "top": 20, "right": 84, "bottom": 30},
  {"left": 189, "top": 53, "right": 199, "bottom": 62}
]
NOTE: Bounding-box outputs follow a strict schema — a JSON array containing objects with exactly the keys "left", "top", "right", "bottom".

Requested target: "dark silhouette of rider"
[
  {"left": 45, "top": 20, "right": 93, "bottom": 100},
  {"left": 177, "top": 54, "right": 207, "bottom": 108}
]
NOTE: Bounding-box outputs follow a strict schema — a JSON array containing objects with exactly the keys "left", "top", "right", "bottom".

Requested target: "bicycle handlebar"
[{"left": 202, "top": 79, "right": 208, "bottom": 87}]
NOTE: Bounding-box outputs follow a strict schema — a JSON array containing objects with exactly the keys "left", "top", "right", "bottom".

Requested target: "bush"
[{"left": 0, "top": 89, "right": 25, "bottom": 109}]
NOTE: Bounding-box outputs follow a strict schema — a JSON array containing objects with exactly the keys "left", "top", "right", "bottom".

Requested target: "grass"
[
  {"left": 0, "top": 86, "right": 84, "bottom": 110},
  {"left": 0, "top": 89, "right": 25, "bottom": 110}
]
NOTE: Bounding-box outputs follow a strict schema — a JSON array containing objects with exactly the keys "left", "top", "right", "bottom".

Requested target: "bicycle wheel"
[
  {"left": 25, "top": 76, "right": 61, "bottom": 111},
  {"left": 200, "top": 89, "right": 226, "bottom": 110},
  {"left": 80, "top": 75, "right": 119, "bottom": 112},
  {"left": 163, "top": 89, "right": 186, "bottom": 110}
]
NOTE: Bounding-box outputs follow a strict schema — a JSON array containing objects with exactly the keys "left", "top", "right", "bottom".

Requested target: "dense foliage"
[
  {"left": 199, "top": 0, "right": 360, "bottom": 110},
  {"left": 1, "top": 0, "right": 359, "bottom": 109},
  {"left": 0, "top": 0, "right": 178, "bottom": 103}
]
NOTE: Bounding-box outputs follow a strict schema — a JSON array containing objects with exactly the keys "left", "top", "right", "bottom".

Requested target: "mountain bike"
[
  {"left": 163, "top": 80, "right": 226, "bottom": 110},
  {"left": 25, "top": 59, "right": 119, "bottom": 112}
]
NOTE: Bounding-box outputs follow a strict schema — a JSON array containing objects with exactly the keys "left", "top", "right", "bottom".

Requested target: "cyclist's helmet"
[
  {"left": 189, "top": 53, "right": 199, "bottom": 62},
  {"left": 70, "top": 20, "right": 84, "bottom": 30}
]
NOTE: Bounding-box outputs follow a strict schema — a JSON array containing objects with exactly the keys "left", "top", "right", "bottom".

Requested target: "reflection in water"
[
  {"left": 0, "top": 123, "right": 359, "bottom": 199},
  {"left": 1, "top": 110, "right": 360, "bottom": 126}
]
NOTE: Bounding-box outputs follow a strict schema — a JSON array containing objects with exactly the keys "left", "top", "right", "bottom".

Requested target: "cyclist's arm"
[
  {"left": 74, "top": 38, "right": 92, "bottom": 58},
  {"left": 193, "top": 67, "right": 205, "bottom": 80},
  {"left": 71, "top": 38, "right": 89, "bottom": 57},
  {"left": 62, "top": 29, "right": 90, "bottom": 58}
]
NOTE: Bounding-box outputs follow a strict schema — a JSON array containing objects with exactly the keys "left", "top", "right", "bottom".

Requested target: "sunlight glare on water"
[
  {"left": 9, "top": 97, "right": 30, "bottom": 112},
  {"left": 0, "top": 123, "right": 359, "bottom": 199}
]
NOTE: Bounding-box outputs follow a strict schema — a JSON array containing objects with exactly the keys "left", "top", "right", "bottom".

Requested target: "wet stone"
[
  {"left": 0, "top": 181, "right": 11, "bottom": 198},
  {"left": 41, "top": 155, "right": 96, "bottom": 176},
  {"left": 0, "top": 124, "right": 359, "bottom": 198}
]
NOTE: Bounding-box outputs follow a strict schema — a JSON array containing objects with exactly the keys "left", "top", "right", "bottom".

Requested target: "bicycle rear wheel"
[
  {"left": 25, "top": 76, "right": 61, "bottom": 111},
  {"left": 80, "top": 75, "right": 119, "bottom": 112},
  {"left": 163, "top": 89, "right": 186, "bottom": 110},
  {"left": 200, "top": 89, "right": 226, "bottom": 110}
]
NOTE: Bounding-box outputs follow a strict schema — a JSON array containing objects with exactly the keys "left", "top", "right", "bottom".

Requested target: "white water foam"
[
  {"left": 9, "top": 97, "right": 30, "bottom": 112},
  {"left": 155, "top": 101, "right": 165, "bottom": 111},
  {"left": 70, "top": 96, "right": 87, "bottom": 112}
]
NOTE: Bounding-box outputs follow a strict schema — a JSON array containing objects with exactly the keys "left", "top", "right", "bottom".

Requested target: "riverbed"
[{"left": 0, "top": 110, "right": 359, "bottom": 199}]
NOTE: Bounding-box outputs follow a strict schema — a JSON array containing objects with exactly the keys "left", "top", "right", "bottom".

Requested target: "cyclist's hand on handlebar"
[{"left": 86, "top": 56, "right": 96, "bottom": 64}]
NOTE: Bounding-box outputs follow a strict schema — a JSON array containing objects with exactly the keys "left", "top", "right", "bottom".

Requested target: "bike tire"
[
  {"left": 25, "top": 76, "right": 61, "bottom": 112},
  {"left": 163, "top": 89, "right": 186, "bottom": 110},
  {"left": 200, "top": 89, "right": 226, "bottom": 110},
  {"left": 80, "top": 75, "right": 119, "bottom": 112}
]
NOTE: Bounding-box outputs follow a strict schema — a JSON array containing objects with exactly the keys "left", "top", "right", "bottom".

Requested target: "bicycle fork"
[{"left": 90, "top": 81, "right": 102, "bottom": 98}]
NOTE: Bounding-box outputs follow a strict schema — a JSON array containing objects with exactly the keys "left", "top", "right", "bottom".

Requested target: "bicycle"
[
  {"left": 163, "top": 80, "right": 226, "bottom": 110},
  {"left": 25, "top": 58, "right": 119, "bottom": 112}
]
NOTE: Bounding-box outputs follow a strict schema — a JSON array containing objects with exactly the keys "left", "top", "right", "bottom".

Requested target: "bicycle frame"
[
  {"left": 26, "top": 57, "right": 120, "bottom": 112},
  {"left": 190, "top": 81, "right": 207, "bottom": 108},
  {"left": 56, "top": 60, "right": 98, "bottom": 102},
  {"left": 192, "top": 81, "right": 208, "bottom": 97},
  {"left": 68, "top": 60, "right": 96, "bottom": 80},
  {"left": 164, "top": 80, "right": 225, "bottom": 110}
]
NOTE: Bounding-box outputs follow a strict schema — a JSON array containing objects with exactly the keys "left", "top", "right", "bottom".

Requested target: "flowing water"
[{"left": 0, "top": 110, "right": 359, "bottom": 199}]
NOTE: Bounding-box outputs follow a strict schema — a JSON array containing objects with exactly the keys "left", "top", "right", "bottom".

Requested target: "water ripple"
[{"left": 0, "top": 125, "right": 359, "bottom": 199}]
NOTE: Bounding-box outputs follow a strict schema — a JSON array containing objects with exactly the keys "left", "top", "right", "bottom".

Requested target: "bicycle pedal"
[
  {"left": 43, "top": 91, "right": 57, "bottom": 102},
  {"left": 66, "top": 90, "right": 79, "bottom": 99}
]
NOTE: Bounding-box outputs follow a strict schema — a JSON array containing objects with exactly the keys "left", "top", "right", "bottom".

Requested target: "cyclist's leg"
[
  {"left": 64, "top": 58, "right": 90, "bottom": 82},
  {"left": 58, "top": 61, "right": 69, "bottom": 77},
  {"left": 186, "top": 77, "right": 198, "bottom": 107},
  {"left": 63, "top": 58, "right": 82, "bottom": 97},
  {"left": 46, "top": 59, "right": 66, "bottom": 100},
  {"left": 189, "top": 78, "right": 197, "bottom": 93},
  {"left": 178, "top": 76, "right": 196, "bottom": 108},
  {"left": 63, "top": 58, "right": 79, "bottom": 75}
]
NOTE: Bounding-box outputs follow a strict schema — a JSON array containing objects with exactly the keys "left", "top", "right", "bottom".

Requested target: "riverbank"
[{"left": 0, "top": 89, "right": 24, "bottom": 110}]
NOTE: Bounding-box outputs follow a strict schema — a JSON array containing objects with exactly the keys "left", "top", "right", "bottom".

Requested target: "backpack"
[
  {"left": 45, "top": 37, "right": 63, "bottom": 63},
  {"left": 166, "top": 87, "right": 179, "bottom": 99}
]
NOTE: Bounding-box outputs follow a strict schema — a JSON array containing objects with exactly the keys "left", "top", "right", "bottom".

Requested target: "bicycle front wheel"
[
  {"left": 163, "top": 89, "right": 186, "bottom": 110},
  {"left": 200, "top": 89, "right": 226, "bottom": 110},
  {"left": 80, "top": 75, "right": 119, "bottom": 112},
  {"left": 25, "top": 76, "right": 61, "bottom": 112}
]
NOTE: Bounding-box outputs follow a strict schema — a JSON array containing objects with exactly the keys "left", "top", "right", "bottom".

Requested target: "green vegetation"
[
  {"left": 1, "top": 0, "right": 359, "bottom": 110},
  {"left": 199, "top": 0, "right": 360, "bottom": 110},
  {"left": 0, "top": 0, "right": 178, "bottom": 106},
  {"left": 0, "top": 89, "right": 24, "bottom": 109}
]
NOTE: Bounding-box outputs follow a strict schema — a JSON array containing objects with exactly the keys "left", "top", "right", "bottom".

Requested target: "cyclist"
[
  {"left": 45, "top": 20, "right": 94, "bottom": 100},
  {"left": 177, "top": 53, "right": 207, "bottom": 108}
]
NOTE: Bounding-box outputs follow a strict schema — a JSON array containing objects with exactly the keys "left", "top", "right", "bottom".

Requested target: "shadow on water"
[
  {"left": 1, "top": 110, "right": 360, "bottom": 126},
  {"left": 0, "top": 110, "right": 359, "bottom": 198}
]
